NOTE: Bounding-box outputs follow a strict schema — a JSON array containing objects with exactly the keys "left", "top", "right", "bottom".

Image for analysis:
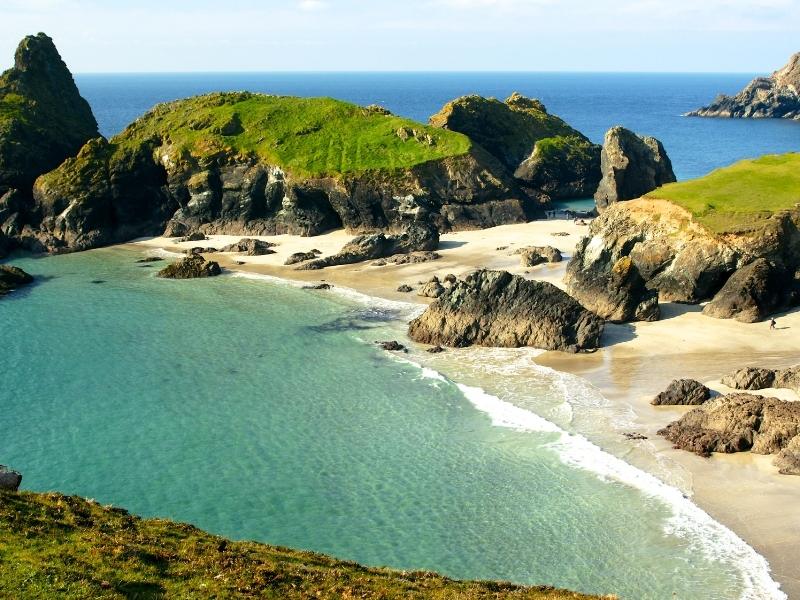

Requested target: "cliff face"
[{"left": 688, "top": 52, "right": 800, "bottom": 120}]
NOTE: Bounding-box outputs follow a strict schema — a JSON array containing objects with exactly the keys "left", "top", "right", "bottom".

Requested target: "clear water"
[
  {"left": 75, "top": 72, "right": 800, "bottom": 181},
  {"left": 0, "top": 248, "right": 784, "bottom": 599}
]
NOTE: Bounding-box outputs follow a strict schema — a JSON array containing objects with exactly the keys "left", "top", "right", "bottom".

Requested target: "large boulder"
[
  {"left": 407, "top": 269, "right": 604, "bottom": 352},
  {"left": 157, "top": 255, "right": 221, "bottom": 279},
  {"left": 651, "top": 379, "right": 711, "bottom": 406},
  {"left": 702, "top": 258, "right": 799, "bottom": 323},
  {"left": 688, "top": 52, "right": 800, "bottom": 121},
  {"left": 594, "top": 127, "right": 676, "bottom": 211},
  {"left": 514, "top": 135, "right": 601, "bottom": 201},
  {"left": 517, "top": 245, "right": 562, "bottom": 267},
  {"left": 659, "top": 393, "right": 800, "bottom": 475},
  {"left": 0, "top": 466, "right": 22, "bottom": 491},
  {"left": 721, "top": 365, "right": 800, "bottom": 393},
  {"left": 0, "top": 264, "right": 33, "bottom": 296},
  {"left": 219, "top": 238, "right": 276, "bottom": 256}
]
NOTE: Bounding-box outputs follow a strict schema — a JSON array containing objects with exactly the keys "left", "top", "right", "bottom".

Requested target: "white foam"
[{"left": 149, "top": 247, "right": 185, "bottom": 258}]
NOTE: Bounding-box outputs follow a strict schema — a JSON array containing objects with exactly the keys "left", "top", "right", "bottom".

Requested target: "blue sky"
[{"left": 1, "top": 0, "right": 798, "bottom": 73}]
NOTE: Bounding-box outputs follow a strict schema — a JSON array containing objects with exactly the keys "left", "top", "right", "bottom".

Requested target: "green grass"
[
  {"left": 646, "top": 153, "right": 800, "bottom": 234},
  {"left": 0, "top": 491, "right": 609, "bottom": 600},
  {"left": 115, "top": 92, "right": 472, "bottom": 178}
]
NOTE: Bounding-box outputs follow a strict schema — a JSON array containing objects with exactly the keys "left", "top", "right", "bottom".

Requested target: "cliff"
[
  {"left": 688, "top": 52, "right": 800, "bottom": 121},
  {"left": 0, "top": 490, "right": 607, "bottom": 599}
]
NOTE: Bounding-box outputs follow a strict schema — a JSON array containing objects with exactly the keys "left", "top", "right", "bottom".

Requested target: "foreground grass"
[
  {"left": 0, "top": 491, "right": 609, "bottom": 599},
  {"left": 646, "top": 153, "right": 800, "bottom": 234},
  {"left": 116, "top": 92, "right": 472, "bottom": 178}
]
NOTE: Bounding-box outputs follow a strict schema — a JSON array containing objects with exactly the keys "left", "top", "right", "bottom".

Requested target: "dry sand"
[{"left": 132, "top": 219, "right": 800, "bottom": 597}]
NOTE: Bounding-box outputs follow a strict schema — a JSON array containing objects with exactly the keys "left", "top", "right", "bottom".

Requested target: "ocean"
[{"left": 3, "top": 73, "right": 798, "bottom": 599}]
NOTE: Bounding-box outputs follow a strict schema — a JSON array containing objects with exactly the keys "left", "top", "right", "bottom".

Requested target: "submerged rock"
[
  {"left": 157, "top": 255, "right": 221, "bottom": 279},
  {"left": 651, "top": 379, "right": 711, "bottom": 406},
  {"left": 594, "top": 127, "right": 676, "bottom": 211},
  {"left": 0, "top": 264, "right": 33, "bottom": 296},
  {"left": 0, "top": 465, "right": 22, "bottom": 491},
  {"left": 219, "top": 238, "right": 276, "bottom": 256},
  {"left": 408, "top": 269, "right": 604, "bottom": 352}
]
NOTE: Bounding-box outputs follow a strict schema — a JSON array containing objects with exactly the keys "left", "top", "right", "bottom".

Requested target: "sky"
[{"left": 1, "top": 0, "right": 798, "bottom": 73}]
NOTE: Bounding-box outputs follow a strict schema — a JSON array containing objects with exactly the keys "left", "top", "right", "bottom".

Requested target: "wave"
[{"left": 407, "top": 358, "right": 786, "bottom": 600}]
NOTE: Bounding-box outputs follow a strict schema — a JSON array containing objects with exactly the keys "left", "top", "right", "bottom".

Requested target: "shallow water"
[{"left": 0, "top": 247, "right": 785, "bottom": 599}]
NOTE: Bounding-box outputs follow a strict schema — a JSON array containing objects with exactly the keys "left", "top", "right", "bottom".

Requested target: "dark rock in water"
[
  {"left": 0, "top": 264, "right": 33, "bottom": 296},
  {"left": 594, "top": 127, "right": 676, "bottom": 211},
  {"left": 220, "top": 238, "right": 276, "bottom": 256},
  {"left": 180, "top": 231, "right": 207, "bottom": 242},
  {"left": 516, "top": 245, "right": 562, "bottom": 267},
  {"left": 652, "top": 379, "right": 711, "bottom": 406},
  {"left": 417, "top": 277, "right": 445, "bottom": 299},
  {"left": 688, "top": 53, "right": 800, "bottom": 121},
  {"left": 304, "top": 283, "right": 332, "bottom": 290},
  {"left": 427, "top": 345, "right": 445, "bottom": 354},
  {"left": 285, "top": 250, "right": 321, "bottom": 265},
  {"left": 0, "top": 465, "right": 22, "bottom": 491},
  {"left": 135, "top": 256, "right": 163, "bottom": 263},
  {"left": 623, "top": 432, "right": 648, "bottom": 440},
  {"left": 298, "top": 222, "right": 439, "bottom": 270},
  {"left": 566, "top": 252, "right": 660, "bottom": 323},
  {"left": 378, "top": 340, "right": 406, "bottom": 352},
  {"left": 659, "top": 393, "right": 800, "bottom": 475},
  {"left": 702, "top": 258, "right": 799, "bottom": 323},
  {"left": 396, "top": 284, "right": 413, "bottom": 293},
  {"left": 408, "top": 269, "right": 604, "bottom": 352},
  {"left": 157, "top": 255, "right": 221, "bottom": 279},
  {"left": 90, "top": 280, "right": 105, "bottom": 285}
]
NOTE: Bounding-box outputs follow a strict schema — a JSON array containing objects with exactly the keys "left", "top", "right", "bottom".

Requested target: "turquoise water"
[{"left": 0, "top": 248, "right": 784, "bottom": 599}]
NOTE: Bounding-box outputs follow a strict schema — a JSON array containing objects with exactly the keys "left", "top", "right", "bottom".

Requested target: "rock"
[
  {"left": 135, "top": 256, "right": 163, "bottom": 263},
  {"left": 0, "top": 465, "right": 22, "bottom": 491},
  {"left": 304, "top": 283, "right": 332, "bottom": 290},
  {"left": 623, "top": 432, "right": 648, "bottom": 440},
  {"left": 688, "top": 52, "right": 800, "bottom": 121},
  {"left": 284, "top": 250, "right": 321, "bottom": 265},
  {"left": 651, "top": 379, "right": 711, "bottom": 406},
  {"left": 387, "top": 251, "right": 441, "bottom": 265},
  {"left": 417, "top": 277, "right": 446, "bottom": 298},
  {"left": 378, "top": 340, "right": 406, "bottom": 352},
  {"left": 775, "top": 437, "right": 800, "bottom": 475},
  {"left": 185, "top": 247, "right": 218, "bottom": 255},
  {"left": 517, "top": 245, "right": 562, "bottom": 267},
  {"left": 219, "top": 238, "right": 276, "bottom": 256},
  {"left": 443, "top": 274, "right": 457, "bottom": 285},
  {"left": 702, "top": 258, "right": 798, "bottom": 323},
  {"left": 298, "top": 222, "right": 439, "bottom": 270},
  {"left": 658, "top": 393, "right": 800, "bottom": 475},
  {"left": 566, "top": 252, "right": 660, "bottom": 323},
  {"left": 157, "top": 255, "right": 222, "bottom": 279},
  {"left": 0, "top": 33, "right": 99, "bottom": 197},
  {"left": 181, "top": 231, "right": 207, "bottom": 242},
  {"left": 594, "top": 127, "right": 676, "bottom": 211},
  {"left": 427, "top": 345, "right": 445, "bottom": 354},
  {"left": 397, "top": 284, "right": 413, "bottom": 293},
  {"left": 408, "top": 269, "right": 604, "bottom": 352},
  {"left": 0, "top": 264, "right": 33, "bottom": 296},
  {"left": 721, "top": 367, "right": 777, "bottom": 391}
]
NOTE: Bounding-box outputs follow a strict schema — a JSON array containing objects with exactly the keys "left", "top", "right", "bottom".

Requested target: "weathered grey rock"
[
  {"left": 157, "top": 255, "right": 221, "bottom": 279},
  {"left": 688, "top": 53, "right": 800, "bottom": 121},
  {"left": 180, "top": 231, "right": 207, "bottom": 242},
  {"left": 0, "top": 264, "right": 33, "bottom": 296},
  {"left": 408, "top": 269, "right": 604, "bottom": 352},
  {"left": 284, "top": 250, "right": 321, "bottom": 265},
  {"left": 659, "top": 393, "right": 800, "bottom": 475},
  {"left": 219, "top": 238, "right": 276, "bottom": 256},
  {"left": 397, "top": 284, "right": 413, "bottom": 293},
  {"left": 702, "top": 258, "right": 798, "bottom": 323},
  {"left": 185, "top": 247, "right": 218, "bottom": 255},
  {"left": 651, "top": 379, "right": 711, "bottom": 406},
  {"left": 417, "top": 277, "right": 446, "bottom": 298},
  {"left": 775, "top": 437, "right": 800, "bottom": 475},
  {"left": 594, "top": 127, "right": 676, "bottom": 211},
  {"left": 721, "top": 367, "right": 777, "bottom": 391},
  {"left": 387, "top": 251, "right": 441, "bottom": 265},
  {"left": 517, "top": 245, "right": 562, "bottom": 267},
  {"left": 0, "top": 465, "right": 22, "bottom": 491}
]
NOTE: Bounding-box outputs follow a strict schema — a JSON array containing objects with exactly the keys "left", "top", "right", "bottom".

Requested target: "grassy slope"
[
  {"left": 0, "top": 491, "right": 608, "bottom": 600},
  {"left": 646, "top": 153, "right": 800, "bottom": 234},
  {"left": 116, "top": 92, "right": 472, "bottom": 178}
]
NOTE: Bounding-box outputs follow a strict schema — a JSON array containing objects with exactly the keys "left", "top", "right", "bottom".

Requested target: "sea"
[{"left": 2, "top": 73, "right": 799, "bottom": 599}]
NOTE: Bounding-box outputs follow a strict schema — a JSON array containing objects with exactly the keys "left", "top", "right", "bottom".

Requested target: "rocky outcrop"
[
  {"left": 0, "top": 466, "right": 22, "bottom": 491},
  {"left": 594, "top": 127, "right": 676, "bottom": 211},
  {"left": 702, "top": 258, "right": 799, "bottom": 323},
  {"left": 157, "top": 255, "right": 222, "bottom": 279},
  {"left": 219, "top": 238, "right": 276, "bottom": 256},
  {"left": 298, "top": 222, "right": 438, "bottom": 270},
  {"left": 565, "top": 198, "right": 800, "bottom": 322},
  {"left": 688, "top": 52, "right": 800, "bottom": 121},
  {"left": 651, "top": 379, "right": 711, "bottom": 406},
  {"left": 516, "top": 245, "right": 562, "bottom": 267},
  {"left": 0, "top": 264, "right": 33, "bottom": 296},
  {"left": 430, "top": 93, "right": 601, "bottom": 202},
  {"left": 408, "top": 269, "right": 604, "bottom": 352},
  {"left": 659, "top": 393, "right": 800, "bottom": 474},
  {"left": 0, "top": 33, "right": 98, "bottom": 197},
  {"left": 721, "top": 366, "right": 800, "bottom": 393}
]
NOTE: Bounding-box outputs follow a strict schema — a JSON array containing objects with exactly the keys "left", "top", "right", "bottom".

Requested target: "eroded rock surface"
[
  {"left": 219, "top": 238, "right": 276, "bottom": 256},
  {"left": 651, "top": 379, "right": 711, "bottom": 406},
  {"left": 157, "top": 255, "right": 222, "bottom": 279}
]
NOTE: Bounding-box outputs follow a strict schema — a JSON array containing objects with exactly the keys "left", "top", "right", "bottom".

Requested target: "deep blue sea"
[{"left": 75, "top": 72, "right": 799, "bottom": 181}]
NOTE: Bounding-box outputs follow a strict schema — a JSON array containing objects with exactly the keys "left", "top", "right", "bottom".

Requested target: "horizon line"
[{"left": 72, "top": 69, "right": 758, "bottom": 76}]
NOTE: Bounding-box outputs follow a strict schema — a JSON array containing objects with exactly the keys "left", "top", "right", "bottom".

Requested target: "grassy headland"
[
  {"left": 646, "top": 153, "right": 800, "bottom": 234},
  {"left": 0, "top": 491, "right": 609, "bottom": 599}
]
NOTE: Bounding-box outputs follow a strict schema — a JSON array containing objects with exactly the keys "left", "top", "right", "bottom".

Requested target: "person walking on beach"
[{"left": 770, "top": 318, "right": 777, "bottom": 330}]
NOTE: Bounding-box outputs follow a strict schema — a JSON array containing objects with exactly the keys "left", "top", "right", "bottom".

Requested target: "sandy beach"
[{"left": 133, "top": 219, "right": 800, "bottom": 598}]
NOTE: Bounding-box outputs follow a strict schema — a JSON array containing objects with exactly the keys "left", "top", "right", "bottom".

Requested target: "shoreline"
[{"left": 132, "top": 220, "right": 800, "bottom": 598}]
